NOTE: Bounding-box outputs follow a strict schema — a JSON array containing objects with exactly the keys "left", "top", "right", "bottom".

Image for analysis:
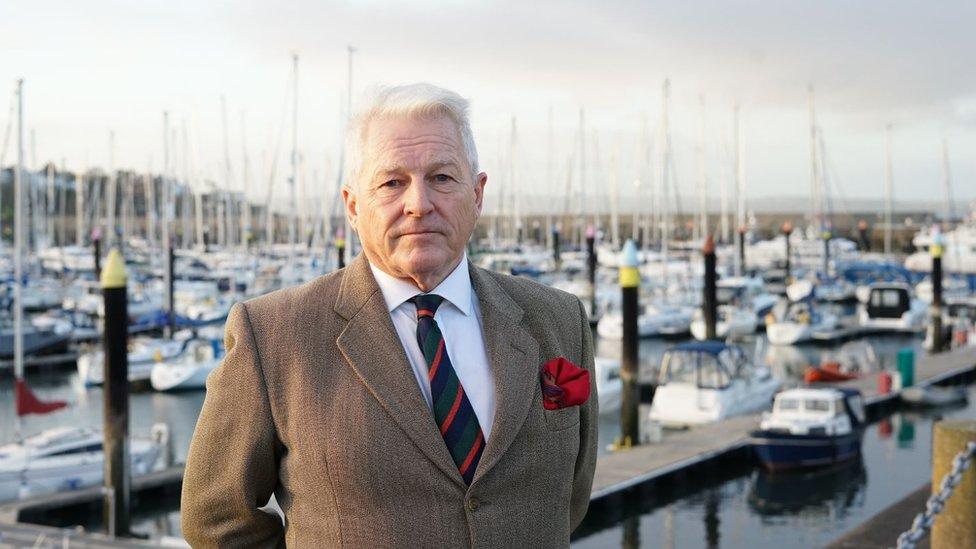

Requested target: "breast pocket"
[{"left": 543, "top": 405, "right": 580, "bottom": 431}]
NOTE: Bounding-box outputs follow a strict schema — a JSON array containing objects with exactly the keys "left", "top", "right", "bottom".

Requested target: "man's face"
[{"left": 343, "top": 114, "right": 487, "bottom": 289}]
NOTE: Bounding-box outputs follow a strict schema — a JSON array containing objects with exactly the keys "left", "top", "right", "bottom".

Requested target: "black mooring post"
[
  {"left": 586, "top": 225, "right": 597, "bottom": 318},
  {"left": 703, "top": 235, "right": 718, "bottom": 340},
  {"left": 101, "top": 249, "right": 130, "bottom": 537},
  {"left": 858, "top": 219, "right": 870, "bottom": 252},
  {"left": 93, "top": 234, "right": 102, "bottom": 281},
  {"left": 931, "top": 240, "right": 945, "bottom": 352},
  {"left": 166, "top": 245, "right": 175, "bottom": 338},
  {"left": 619, "top": 239, "right": 640, "bottom": 447}
]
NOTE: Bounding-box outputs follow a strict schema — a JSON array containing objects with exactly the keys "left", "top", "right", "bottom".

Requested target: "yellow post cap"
[
  {"left": 100, "top": 248, "right": 128, "bottom": 288},
  {"left": 619, "top": 239, "right": 641, "bottom": 288}
]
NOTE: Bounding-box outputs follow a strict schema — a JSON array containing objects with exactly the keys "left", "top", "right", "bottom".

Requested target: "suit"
[{"left": 180, "top": 254, "right": 599, "bottom": 547}]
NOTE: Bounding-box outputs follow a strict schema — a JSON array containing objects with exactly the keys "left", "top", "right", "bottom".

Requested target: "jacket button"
[{"left": 466, "top": 497, "right": 480, "bottom": 512}]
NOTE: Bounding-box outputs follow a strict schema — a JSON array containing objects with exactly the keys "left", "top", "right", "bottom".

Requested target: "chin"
[{"left": 401, "top": 249, "right": 455, "bottom": 275}]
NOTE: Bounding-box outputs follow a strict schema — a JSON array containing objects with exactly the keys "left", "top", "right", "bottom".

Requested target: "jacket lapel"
[
  {"left": 468, "top": 265, "right": 540, "bottom": 486},
  {"left": 334, "top": 255, "right": 465, "bottom": 488}
]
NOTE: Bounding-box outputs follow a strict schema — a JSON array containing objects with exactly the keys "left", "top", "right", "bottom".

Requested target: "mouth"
[{"left": 399, "top": 230, "right": 441, "bottom": 237}]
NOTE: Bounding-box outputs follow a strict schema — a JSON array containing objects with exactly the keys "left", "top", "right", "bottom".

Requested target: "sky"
[{"left": 1, "top": 0, "right": 975, "bottom": 215}]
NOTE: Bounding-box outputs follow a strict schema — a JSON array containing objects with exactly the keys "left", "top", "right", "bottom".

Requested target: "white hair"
[{"left": 343, "top": 83, "right": 480, "bottom": 189}]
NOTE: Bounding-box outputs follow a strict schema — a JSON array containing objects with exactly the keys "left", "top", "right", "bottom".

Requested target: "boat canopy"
[{"left": 659, "top": 342, "right": 749, "bottom": 389}]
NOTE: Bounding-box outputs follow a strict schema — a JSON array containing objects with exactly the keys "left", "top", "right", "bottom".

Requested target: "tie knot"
[{"left": 411, "top": 294, "right": 445, "bottom": 319}]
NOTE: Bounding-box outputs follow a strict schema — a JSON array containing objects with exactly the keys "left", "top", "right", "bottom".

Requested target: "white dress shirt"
[{"left": 369, "top": 256, "right": 496, "bottom": 439}]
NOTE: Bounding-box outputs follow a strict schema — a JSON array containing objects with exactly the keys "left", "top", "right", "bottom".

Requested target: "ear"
[
  {"left": 474, "top": 172, "right": 487, "bottom": 215},
  {"left": 341, "top": 185, "right": 358, "bottom": 230}
]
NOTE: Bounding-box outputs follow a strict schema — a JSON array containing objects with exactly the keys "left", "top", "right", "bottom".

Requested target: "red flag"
[{"left": 15, "top": 379, "right": 68, "bottom": 416}]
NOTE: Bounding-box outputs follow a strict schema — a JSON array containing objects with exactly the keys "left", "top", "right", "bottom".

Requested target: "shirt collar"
[{"left": 369, "top": 255, "right": 474, "bottom": 317}]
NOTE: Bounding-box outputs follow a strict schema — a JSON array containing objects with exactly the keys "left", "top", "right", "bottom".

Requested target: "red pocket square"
[{"left": 540, "top": 357, "right": 590, "bottom": 410}]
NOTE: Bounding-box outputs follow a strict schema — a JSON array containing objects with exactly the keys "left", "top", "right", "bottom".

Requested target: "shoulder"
[{"left": 237, "top": 269, "right": 345, "bottom": 332}]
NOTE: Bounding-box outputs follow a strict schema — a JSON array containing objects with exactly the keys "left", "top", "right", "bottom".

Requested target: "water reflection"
[{"left": 748, "top": 458, "right": 867, "bottom": 518}]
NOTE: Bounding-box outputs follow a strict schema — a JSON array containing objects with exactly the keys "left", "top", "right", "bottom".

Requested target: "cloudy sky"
[{"left": 2, "top": 0, "right": 974, "bottom": 214}]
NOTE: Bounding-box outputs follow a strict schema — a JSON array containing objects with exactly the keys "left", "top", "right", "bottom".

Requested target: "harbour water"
[{"left": 576, "top": 383, "right": 975, "bottom": 548}]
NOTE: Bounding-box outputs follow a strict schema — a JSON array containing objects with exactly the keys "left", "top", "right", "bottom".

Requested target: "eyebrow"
[{"left": 373, "top": 160, "right": 462, "bottom": 177}]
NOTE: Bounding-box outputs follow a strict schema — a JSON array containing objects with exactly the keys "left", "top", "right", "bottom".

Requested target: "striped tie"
[{"left": 411, "top": 294, "right": 485, "bottom": 485}]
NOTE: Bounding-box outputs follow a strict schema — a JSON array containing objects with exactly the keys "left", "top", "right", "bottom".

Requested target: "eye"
[
  {"left": 380, "top": 179, "right": 402, "bottom": 189},
  {"left": 433, "top": 174, "right": 454, "bottom": 183}
]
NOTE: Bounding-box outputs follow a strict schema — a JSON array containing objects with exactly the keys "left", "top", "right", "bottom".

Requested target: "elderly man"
[{"left": 181, "top": 83, "right": 598, "bottom": 548}]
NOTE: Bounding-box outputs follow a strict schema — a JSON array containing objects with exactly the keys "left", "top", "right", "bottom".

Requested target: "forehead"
[{"left": 363, "top": 114, "right": 464, "bottom": 170}]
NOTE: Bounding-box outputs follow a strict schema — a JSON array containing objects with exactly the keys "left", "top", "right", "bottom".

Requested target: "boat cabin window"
[
  {"left": 833, "top": 397, "right": 846, "bottom": 418},
  {"left": 868, "top": 288, "right": 909, "bottom": 318},
  {"left": 47, "top": 442, "right": 103, "bottom": 457},
  {"left": 776, "top": 398, "right": 800, "bottom": 412},
  {"left": 804, "top": 399, "right": 831, "bottom": 413}
]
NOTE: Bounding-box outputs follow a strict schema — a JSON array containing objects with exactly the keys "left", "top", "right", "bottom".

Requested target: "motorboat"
[
  {"left": 750, "top": 388, "right": 865, "bottom": 471},
  {"left": 648, "top": 341, "right": 781, "bottom": 427},
  {"left": 690, "top": 305, "right": 756, "bottom": 341},
  {"left": 77, "top": 333, "right": 193, "bottom": 386},
  {"left": 716, "top": 276, "right": 778, "bottom": 320},
  {"left": 804, "top": 340, "right": 878, "bottom": 384},
  {"left": 857, "top": 282, "right": 927, "bottom": 332},
  {"left": 765, "top": 298, "right": 840, "bottom": 346},
  {"left": 150, "top": 337, "right": 223, "bottom": 391},
  {"left": 594, "top": 357, "right": 621, "bottom": 414},
  {"left": 0, "top": 425, "right": 166, "bottom": 501},
  {"left": 787, "top": 276, "right": 855, "bottom": 304}
]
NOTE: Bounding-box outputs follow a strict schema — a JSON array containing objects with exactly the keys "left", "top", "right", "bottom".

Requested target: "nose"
[{"left": 403, "top": 178, "right": 434, "bottom": 217}]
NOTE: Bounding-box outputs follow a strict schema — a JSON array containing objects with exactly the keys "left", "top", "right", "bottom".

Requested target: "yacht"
[
  {"left": 151, "top": 337, "right": 223, "bottom": 391},
  {"left": 0, "top": 426, "right": 166, "bottom": 501},
  {"left": 765, "top": 298, "right": 840, "bottom": 346},
  {"left": 78, "top": 333, "right": 193, "bottom": 386},
  {"left": 750, "top": 388, "right": 865, "bottom": 471},
  {"left": 648, "top": 341, "right": 781, "bottom": 427},
  {"left": 858, "top": 282, "right": 927, "bottom": 332},
  {"left": 690, "top": 305, "right": 756, "bottom": 340}
]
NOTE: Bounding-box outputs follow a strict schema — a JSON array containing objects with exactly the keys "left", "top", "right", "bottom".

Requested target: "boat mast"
[
  {"left": 660, "top": 79, "right": 672, "bottom": 279},
  {"left": 221, "top": 94, "right": 235, "bottom": 250},
  {"left": 509, "top": 117, "right": 520, "bottom": 244},
  {"left": 287, "top": 53, "right": 299, "bottom": 265},
  {"left": 941, "top": 138, "right": 953, "bottom": 230},
  {"left": 577, "top": 108, "right": 586, "bottom": 249},
  {"left": 106, "top": 130, "right": 116, "bottom": 248},
  {"left": 808, "top": 85, "right": 822, "bottom": 236},
  {"left": 240, "top": 110, "right": 251, "bottom": 250},
  {"left": 13, "top": 79, "right": 24, "bottom": 440},
  {"left": 733, "top": 102, "right": 744, "bottom": 275},
  {"left": 162, "top": 111, "right": 172, "bottom": 337},
  {"left": 884, "top": 124, "right": 894, "bottom": 256},
  {"left": 696, "top": 95, "right": 708, "bottom": 244},
  {"left": 546, "top": 106, "right": 554, "bottom": 251}
]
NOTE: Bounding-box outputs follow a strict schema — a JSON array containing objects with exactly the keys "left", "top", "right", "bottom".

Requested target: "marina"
[{"left": 3, "top": 3, "right": 976, "bottom": 546}]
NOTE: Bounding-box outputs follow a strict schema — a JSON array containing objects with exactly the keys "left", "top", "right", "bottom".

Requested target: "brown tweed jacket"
[{"left": 181, "top": 254, "right": 598, "bottom": 548}]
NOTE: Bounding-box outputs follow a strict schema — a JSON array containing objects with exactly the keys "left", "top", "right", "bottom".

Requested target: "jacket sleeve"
[
  {"left": 181, "top": 302, "right": 284, "bottom": 548},
  {"left": 569, "top": 297, "right": 599, "bottom": 531}
]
